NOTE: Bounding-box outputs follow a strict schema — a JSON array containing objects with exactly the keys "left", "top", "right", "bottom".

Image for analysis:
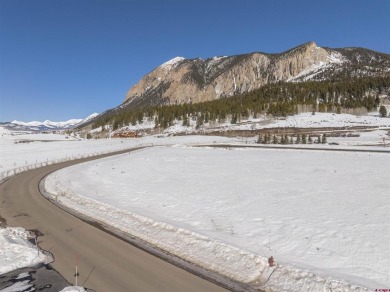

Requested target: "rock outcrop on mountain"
[{"left": 124, "top": 42, "right": 390, "bottom": 108}]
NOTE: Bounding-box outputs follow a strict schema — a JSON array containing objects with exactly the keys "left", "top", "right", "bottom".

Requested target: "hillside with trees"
[{"left": 85, "top": 76, "right": 389, "bottom": 132}]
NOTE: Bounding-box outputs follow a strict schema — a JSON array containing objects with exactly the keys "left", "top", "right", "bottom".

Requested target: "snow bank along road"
[{"left": 0, "top": 148, "right": 227, "bottom": 292}]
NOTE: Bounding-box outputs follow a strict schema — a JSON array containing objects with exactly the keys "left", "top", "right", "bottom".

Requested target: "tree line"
[
  {"left": 90, "top": 76, "right": 390, "bottom": 130},
  {"left": 257, "top": 133, "right": 327, "bottom": 144}
]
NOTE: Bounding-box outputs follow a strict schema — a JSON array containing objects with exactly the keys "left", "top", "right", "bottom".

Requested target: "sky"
[{"left": 0, "top": 0, "right": 389, "bottom": 122}]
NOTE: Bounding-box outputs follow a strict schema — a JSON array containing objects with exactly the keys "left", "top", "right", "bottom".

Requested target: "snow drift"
[{"left": 0, "top": 227, "right": 51, "bottom": 275}]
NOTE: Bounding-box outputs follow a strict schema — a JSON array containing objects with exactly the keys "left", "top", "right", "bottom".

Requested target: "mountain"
[
  {"left": 77, "top": 113, "right": 100, "bottom": 126},
  {"left": 123, "top": 41, "right": 390, "bottom": 108},
  {"left": 1, "top": 113, "right": 99, "bottom": 132}
]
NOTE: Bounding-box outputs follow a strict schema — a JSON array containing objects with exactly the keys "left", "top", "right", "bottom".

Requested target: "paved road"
[{"left": 0, "top": 148, "right": 227, "bottom": 292}]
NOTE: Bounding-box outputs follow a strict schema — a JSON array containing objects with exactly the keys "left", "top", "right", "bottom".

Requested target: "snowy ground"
[
  {"left": 59, "top": 286, "right": 87, "bottom": 292},
  {"left": 0, "top": 264, "right": 71, "bottom": 291},
  {"left": 261, "top": 112, "right": 390, "bottom": 129},
  {"left": 1, "top": 117, "right": 389, "bottom": 291},
  {"left": 119, "top": 112, "right": 390, "bottom": 135},
  {"left": 45, "top": 146, "right": 390, "bottom": 291},
  {"left": 4, "top": 132, "right": 80, "bottom": 141},
  {"left": 328, "top": 129, "right": 389, "bottom": 146},
  {"left": 1, "top": 279, "right": 35, "bottom": 292},
  {"left": 0, "top": 127, "right": 239, "bottom": 277},
  {"left": 0, "top": 227, "right": 50, "bottom": 275},
  {"left": 0, "top": 126, "right": 238, "bottom": 181}
]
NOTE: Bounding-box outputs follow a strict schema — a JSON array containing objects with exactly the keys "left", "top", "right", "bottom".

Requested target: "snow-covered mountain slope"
[
  {"left": 11, "top": 119, "right": 83, "bottom": 129},
  {"left": 123, "top": 41, "right": 390, "bottom": 107},
  {"left": 78, "top": 112, "right": 99, "bottom": 125},
  {"left": 1, "top": 113, "right": 99, "bottom": 132}
]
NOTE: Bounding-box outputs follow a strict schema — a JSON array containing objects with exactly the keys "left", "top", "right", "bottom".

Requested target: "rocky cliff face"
[{"left": 124, "top": 42, "right": 390, "bottom": 108}]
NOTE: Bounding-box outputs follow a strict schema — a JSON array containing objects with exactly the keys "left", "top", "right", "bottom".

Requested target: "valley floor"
[
  {"left": 0, "top": 113, "right": 389, "bottom": 291},
  {"left": 44, "top": 146, "right": 390, "bottom": 290}
]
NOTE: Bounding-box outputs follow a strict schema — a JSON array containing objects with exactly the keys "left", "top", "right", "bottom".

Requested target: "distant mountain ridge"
[
  {"left": 1, "top": 113, "right": 99, "bottom": 132},
  {"left": 123, "top": 41, "right": 390, "bottom": 108}
]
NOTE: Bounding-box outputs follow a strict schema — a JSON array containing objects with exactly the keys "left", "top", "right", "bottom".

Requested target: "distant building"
[{"left": 112, "top": 131, "right": 139, "bottom": 138}]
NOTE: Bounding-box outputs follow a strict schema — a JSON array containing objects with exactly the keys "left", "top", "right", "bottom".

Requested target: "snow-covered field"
[
  {"left": 45, "top": 146, "right": 390, "bottom": 291},
  {"left": 0, "top": 126, "right": 237, "bottom": 181},
  {"left": 0, "top": 126, "right": 238, "bottom": 278},
  {"left": 262, "top": 112, "right": 390, "bottom": 129},
  {"left": 4, "top": 132, "right": 80, "bottom": 141},
  {"left": 1, "top": 113, "right": 389, "bottom": 291}
]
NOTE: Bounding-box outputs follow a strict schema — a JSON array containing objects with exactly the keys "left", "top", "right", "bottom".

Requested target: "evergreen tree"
[
  {"left": 113, "top": 120, "right": 120, "bottom": 130},
  {"left": 308, "top": 135, "right": 313, "bottom": 144},
  {"left": 302, "top": 134, "right": 307, "bottom": 144},
  {"left": 204, "top": 112, "right": 210, "bottom": 123},
  {"left": 137, "top": 112, "right": 143, "bottom": 124},
  {"left": 319, "top": 103, "right": 327, "bottom": 112},
  {"left": 182, "top": 114, "right": 189, "bottom": 127},
  {"left": 316, "top": 135, "right": 321, "bottom": 144},
  {"left": 264, "top": 133, "right": 270, "bottom": 144},
  {"left": 162, "top": 117, "right": 168, "bottom": 129},
  {"left": 375, "top": 96, "right": 381, "bottom": 107},
  {"left": 210, "top": 111, "right": 216, "bottom": 123},
  {"left": 230, "top": 114, "right": 237, "bottom": 124},
  {"left": 257, "top": 134, "right": 263, "bottom": 144},
  {"left": 283, "top": 134, "right": 289, "bottom": 144},
  {"left": 296, "top": 134, "right": 301, "bottom": 144},
  {"left": 272, "top": 134, "right": 278, "bottom": 144},
  {"left": 131, "top": 115, "right": 137, "bottom": 126},
  {"left": 196, "top": 114, "right": 204, "bottom": 129},
  {"left": 289, "top": 136, "right": 294, "bottom": 144},
  {"left": 321, "top": 133, "right": 327, "bottom": 144},
  {"left": 312, "top": 103, "right": 317, "bottom": 115},
  {"left": 200, "top": 112, "right": 205, "bottom": 124},
  {"left": 379, "top": 105, "right": 388, "bottom": 117},
  {"left": 154, "top": 116, "right": 159, "bottom": 128}
]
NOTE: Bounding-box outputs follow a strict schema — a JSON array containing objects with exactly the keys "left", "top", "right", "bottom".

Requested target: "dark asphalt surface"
[{"left": 0, "top": 147, "right": 228, "bottom": 292}]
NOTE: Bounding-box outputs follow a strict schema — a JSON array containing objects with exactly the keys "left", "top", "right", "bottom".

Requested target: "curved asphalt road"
[{"left": 0, "top": 148, "right": 227, "bottom": 292}]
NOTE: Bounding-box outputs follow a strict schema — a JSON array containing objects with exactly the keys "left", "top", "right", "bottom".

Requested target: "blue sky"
[{"left": 0, "top": 0, "right": 389, "bottom": 122}]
